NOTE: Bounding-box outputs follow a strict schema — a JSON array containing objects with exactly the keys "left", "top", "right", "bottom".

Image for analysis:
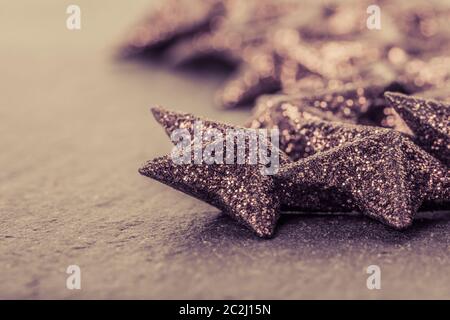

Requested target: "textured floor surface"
[{"left": 0, "top": 1, "right": 449, "bottom": 299}]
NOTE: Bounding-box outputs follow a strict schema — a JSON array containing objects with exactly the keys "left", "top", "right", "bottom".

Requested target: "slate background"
[{"left": 0, "top": 1, "right": 449, "bottom": 299}]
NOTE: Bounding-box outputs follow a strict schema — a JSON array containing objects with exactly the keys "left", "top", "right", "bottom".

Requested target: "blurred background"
[{"left": 0, "top": 1, "right": 449, "bottom": 299}]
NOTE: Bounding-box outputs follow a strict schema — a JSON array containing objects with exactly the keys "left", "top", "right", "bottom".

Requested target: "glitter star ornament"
[
  {"left": 121, "top": 0, "right": 225, "bottom": 56},
  {"left": 151, "top": 107, "right": 369, "bottom": 212},
  {"left": 247, "top": 82, "right": 397, "bottom": 128},
  {"left": 122, "top": 0, "right": 402, "bottom": 109},
  {"left": 168, "top": 0, "right": 305, "bottom": 67},
  {"left": 246, "top": 84, "right": 412, "bottom": 160},
  {"left": 140, "top": 107, "right": 291, "bottom": 237},
  {"left": 385, "top": 92, "right": 450, "bottom": 166},
  {"left": 261, "top": 119, "right": 391, "bottom": 161},
  {"left": 276, "top": 130, "right": 449, "bottom": 229},
  {"left": 389, "top": 2, "right": 450, "bottom": 55},
  {"left": 140, "top": 155, "right": 281, "bottom": 237}
]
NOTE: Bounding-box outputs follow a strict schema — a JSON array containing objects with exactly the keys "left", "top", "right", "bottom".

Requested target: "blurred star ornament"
[
  {"left": 389, "top": 2, "right": 450, "bottom": 55},
  {"left": 140, "top": 155, "right": 281, "bottom": 238},
  {"left": 216, "top": 36, "right": 387, "bottom": 109},
  {"left": 168, "top": 0, "right": 304, "bottom": 67},
  {"left": 121, "top": 0, "right": 225, "bottom": 56},
  {"left": 394, "top": 55, "right": 450, "bottom": 93}
]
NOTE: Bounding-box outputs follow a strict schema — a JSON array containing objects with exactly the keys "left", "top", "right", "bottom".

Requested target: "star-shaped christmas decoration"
[
  {"left": 216, "top": 36, "right": 387, "bottom": 109},
  {"left": 168, "top": 0, "right": 372, "bottom": 67},
  {"left": 120, "top": 0, "right": 226, "bottom": 57},
  {"left": 167, "top": 0, "right": 305, "bottom": 67},
  {"left": 140, "top": 107, "right": 291, "bottom": 237},
  {"left": 140, "top": 155, "right": 281, "bottom": 237},
  {"left": 276, "top": 130, "right": 449, "bottom": 229},
  {"left": 151, "top": 107, "right": 396, "bottom": 211},
  {"left": 247, "top": 81, "right": 410, "bottom": 135},
  {"left": 122, "top": 1, "right": 450, "bottom": 111},
  {"left": 385, "top": 92, "right": 450, "bottom": 166},
  {"left": 256, "top": 118, "right": 391, "bottom": 161}
]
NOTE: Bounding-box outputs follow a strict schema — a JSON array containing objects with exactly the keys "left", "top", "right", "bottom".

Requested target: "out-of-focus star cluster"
[{"left": 122, "top": 0, "right": 450, "bottom": 110}]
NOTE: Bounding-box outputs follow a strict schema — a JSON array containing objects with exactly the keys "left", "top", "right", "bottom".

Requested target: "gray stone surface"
[{"left": 0, "top": 1, "right": 449, "bottom": 299}]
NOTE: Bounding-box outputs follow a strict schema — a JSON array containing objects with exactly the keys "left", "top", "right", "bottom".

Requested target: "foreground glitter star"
[
  {"left": 140, "top": 107, "right": 290, "bottom": 237},
  {"left": 140, "top": 156, "right": 281, "bottom": 237},
  {"left": 385, "top": 92, "right": 450, "bottom": 166},
  {"left": 276, "top": 130, "right": 449, "bottom": 229}
]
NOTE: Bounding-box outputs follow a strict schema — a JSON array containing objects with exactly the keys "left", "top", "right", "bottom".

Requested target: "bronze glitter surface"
[
  {"left": 247, "top": 82, "right": 409, "bottom": 134},
  {"left": 169, "top": 0, "right": 374, "bottom": 68},
  {"left": 149, "top": 107, "right": 362, "bottom": 211},
  {"left": 131, "top": 1, "right": 450, "bottom": 238},
  {"left": 140, "top": 107, "right": 291, "bottom": 237},
  {"left": 385, "top": 92, "right": 450, "bottom": 166},
  {"left": 151, "top": 106, "right": 286, "bottom": 157},
  {"left": 259, "top": 119, "right": 391, "bottom": 162},
  {"left": 276, "top": 130, "right": 450, "bottom": 229},
  {"left": 298, "top": 1, "right": 368, "bottom": 40},
  {"left": 140, "top": 155, "right": 280, "bottom": 238},
  {"left": 150, "top": 106, "right": 292, "bottom": 173},
  {"left": 419, "top": 85, "right": 450, "bottom": 102}
]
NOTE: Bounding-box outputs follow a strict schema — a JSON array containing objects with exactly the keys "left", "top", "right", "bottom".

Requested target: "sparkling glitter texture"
[
  {"left": 385, "top": 92, "right": 450, "bottom": 166},
  {"left": 140, "top": 107, "right": 449, "bottom": 237},
  {"left": 246, "top": 83, "right": 411, "bottom": 154},
  {"left": 140, "top": 155, "right": 280, "bottom": 237},
  {"left": 276, "top": 131, "right": 449, "bottom": 229},
  {"left": 140, "top": 107, "right": 291, "bottom": 237},
  {"left": 133, "top": 1, "right": 450, "bottom": 237}
]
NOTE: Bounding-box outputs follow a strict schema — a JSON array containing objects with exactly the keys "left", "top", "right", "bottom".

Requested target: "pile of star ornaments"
[{"left": 130, "top": 0, "right": 450, "bottom": 237}]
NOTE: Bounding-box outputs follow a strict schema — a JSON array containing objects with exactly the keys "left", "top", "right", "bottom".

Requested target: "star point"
[
  {"left": 385, "top": 92, "right": 450, "bottom": 166},
  {"left": 140, "top": 106, "right": 291, "bottom": 237},
  {"left": 139, "top": 155, "right": 279, "bottom": 238},
  {"left": 276, "top": 130, "right": 449, "bottom": 229}
]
